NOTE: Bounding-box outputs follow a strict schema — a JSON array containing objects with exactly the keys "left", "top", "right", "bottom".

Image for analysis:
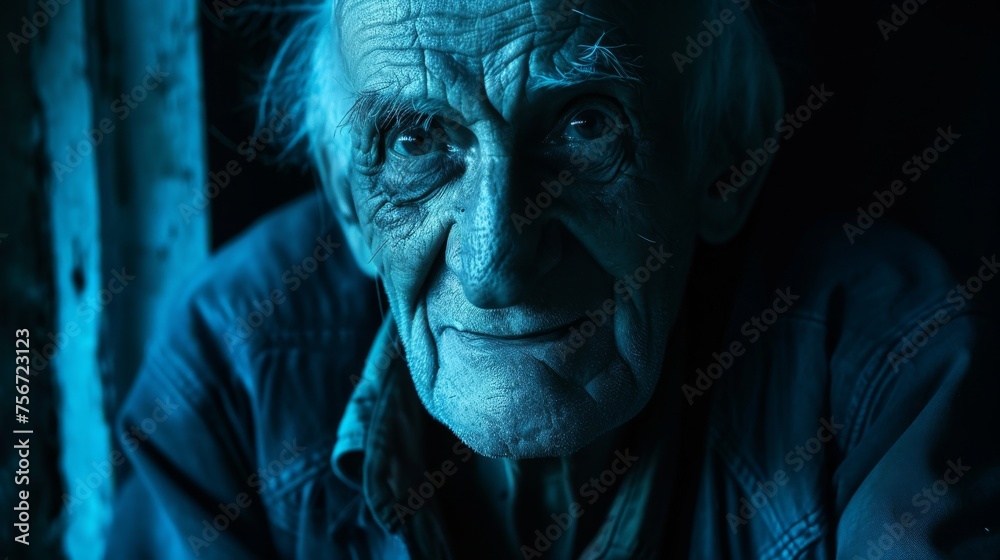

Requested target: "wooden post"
[{"left": 0, "top": 0, "right": 208, "bottom": 557}]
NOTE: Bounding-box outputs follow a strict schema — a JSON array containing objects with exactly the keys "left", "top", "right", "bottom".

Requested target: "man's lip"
[{"left": 445, "top": 317, "right": 583, "bottom": 343}]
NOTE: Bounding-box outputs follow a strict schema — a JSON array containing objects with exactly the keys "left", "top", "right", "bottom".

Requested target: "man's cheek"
[
  {"left": 370, "top": 214, "right": 445, "bottom": 307},
  {"left": 351, "top": 180, "right": 389, "bottom": 237},
  {"left": 355, "top": 190, "right": 424, "bottom": 264},
  {"left": 375, "top": 260, "right": 424, "bottom": 350}
]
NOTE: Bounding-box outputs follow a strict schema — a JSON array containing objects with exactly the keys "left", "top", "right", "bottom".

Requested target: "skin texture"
[{"left": 325, "top": 0, "right": 759, "bottom": 458}]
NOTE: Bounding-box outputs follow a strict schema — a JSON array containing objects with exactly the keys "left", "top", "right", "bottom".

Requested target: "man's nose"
[{"left": 446, "top": 156, "right": 560, "bottom": 309}]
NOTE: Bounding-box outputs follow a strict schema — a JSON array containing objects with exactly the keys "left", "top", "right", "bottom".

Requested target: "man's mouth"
[
  {"left": 437, "top": 310, "right": 618, "bottom": 389},
  {"left": 446, "top": 315, "right": 585, "bottom": 344}
]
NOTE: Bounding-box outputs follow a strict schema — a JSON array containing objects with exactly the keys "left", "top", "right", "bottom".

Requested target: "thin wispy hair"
[{"left": 533, "top": 30, "right": 644, "bottom": 90}]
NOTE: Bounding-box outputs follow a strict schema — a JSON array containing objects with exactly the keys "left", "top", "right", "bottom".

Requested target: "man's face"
[{"left": 335, "top": 0, "right": 700, "bottom": 457}]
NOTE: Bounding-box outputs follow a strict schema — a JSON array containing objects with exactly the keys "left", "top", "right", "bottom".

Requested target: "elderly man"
[{"left": 114, "top": 0, "right": 999, "bottom": 558}]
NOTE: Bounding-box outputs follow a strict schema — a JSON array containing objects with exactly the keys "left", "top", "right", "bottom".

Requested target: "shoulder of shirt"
[
  {"left": 695, "top": 219, "right": 998, "bottom": 560},
  {"left": 784, "top": 218, "right": 993, "bottom": 441},
  {"left": 141, "top": 193, "right": 381, "bottom": 407},
  {"left": 174, "top": 192, "right": 379, "bottom": 349},
  {"left": 709, "top": 218, "right": 974, "bottom": 442},
  {"left": 780, "top": 217, "right": 959, "bottom": 335},
  {"left": 760, "top": 218, "right": 983, "bottom": 443},
  {"left": 123, "top": 195, "right": 379, "bottom": 542}
]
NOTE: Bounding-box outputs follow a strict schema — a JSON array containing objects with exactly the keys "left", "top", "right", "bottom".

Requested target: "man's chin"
[
  {"left": 437, "top": 394, "right": 612, "bottom": 459},
  {"left": 415, "top": 335, "right": 632, "bottom": 458}
]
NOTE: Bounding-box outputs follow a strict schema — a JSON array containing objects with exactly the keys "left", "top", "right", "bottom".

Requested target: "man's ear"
[
  {"left": 696, "top": 139, "right": 772, "bottom": 246},
  {"left": 690, "top": 7, "right": 785, "bottom": 246},
  {"left": 314, "top": 146, "right": 379, "bottom": 278}
]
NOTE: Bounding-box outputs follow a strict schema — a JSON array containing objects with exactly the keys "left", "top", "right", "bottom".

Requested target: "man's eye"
[
  {"left": 536, "top": 99, "right": 631, "bottom": 181},
  {"left": 550, "top": 102, "right": 629, "bottom": 145},
  {"left": 389, "top": 124, "right": 451, "bottom": 157},
  {"left": 564, "top": 109, "right": 611, "bottom": 141}
]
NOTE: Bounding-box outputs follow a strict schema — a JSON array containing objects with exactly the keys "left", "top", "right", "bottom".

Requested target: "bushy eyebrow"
[
  {"left": 341, "top": 87, "right": 452, "bottom": 134},
  {"left": 531, "top": 31, "right": 644, "bottom": 92}
]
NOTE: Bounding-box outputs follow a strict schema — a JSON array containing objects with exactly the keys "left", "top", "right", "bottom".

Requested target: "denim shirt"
[{"left": 112, "top": 194, "right": 1000, "bottom": 559}]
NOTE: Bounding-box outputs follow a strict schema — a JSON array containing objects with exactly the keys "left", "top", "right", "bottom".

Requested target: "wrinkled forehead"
[{"left": 333, "top": 0, "right": 641, "bottom": 118}]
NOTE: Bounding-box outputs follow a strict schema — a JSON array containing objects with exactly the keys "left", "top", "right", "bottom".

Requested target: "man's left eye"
[
  {"left": 564, "top": 109, "right": 610, "bottom": 141},
  {"left": 552, "top": 103, "right": 627, "bottom": 143}
]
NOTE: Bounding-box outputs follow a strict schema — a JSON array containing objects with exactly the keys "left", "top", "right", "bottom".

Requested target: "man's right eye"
[
  {"left": 388, "top": 120, "right": 455, "bottom": 158},
  {"left": 372, "top": 116, "right": 467, "bottom": 203}
]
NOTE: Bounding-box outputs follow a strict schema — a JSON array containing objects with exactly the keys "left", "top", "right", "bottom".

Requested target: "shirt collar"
[
  {"left": 331, "top": 315, "right": 452, "bottom": 556},
  {"left": 331, "top": 316, "right": 399, "bottom": 492}
]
